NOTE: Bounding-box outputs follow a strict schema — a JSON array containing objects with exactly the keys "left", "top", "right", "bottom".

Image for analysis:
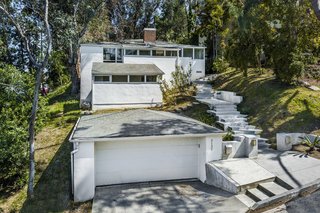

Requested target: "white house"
[
  {"left": 70, "top": 109, "right": 224, "bottom": 202},
  {"left": 80, "top": 28, "right": 206, "bottom": 109}
]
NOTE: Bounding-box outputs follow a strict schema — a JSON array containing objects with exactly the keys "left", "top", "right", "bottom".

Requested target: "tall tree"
[
  {"left": 0, "top": 0, "right": 52, "bottom": 198},
  {"left": 50, "top": 0, "right": 106, "bottom": 94}
]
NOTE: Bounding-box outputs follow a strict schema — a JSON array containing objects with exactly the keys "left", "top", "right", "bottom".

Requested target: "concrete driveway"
[{"left": 92, "top": 180, "right": 248, "bottom": 213}]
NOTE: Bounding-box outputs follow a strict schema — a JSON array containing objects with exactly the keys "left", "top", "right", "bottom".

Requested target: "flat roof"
[
  {"left": 70, "top": 109, "right": 222, "bottom": 141},
  {"left": 92, "top": 63, "right": 165, "bottom": 75},
  {"left": 81, "top": 40, "right": 206, "bottom": 49}
]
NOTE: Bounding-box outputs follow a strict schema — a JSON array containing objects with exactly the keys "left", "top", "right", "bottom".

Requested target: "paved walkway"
[{"left": 92, "top": 181, "right": 248, "bottom": 213}]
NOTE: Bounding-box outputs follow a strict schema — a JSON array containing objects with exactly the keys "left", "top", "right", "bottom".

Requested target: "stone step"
[
  {"left": 213, "top": 108, "right": 238, "bottom": 112},
  {"left": 235, "top": 194, "right": 256, "bottom": 207},
  {"left": 258, "top": 182, "right": 288, "bottom": 196},
  {"left": 214, "top": 105, "right": 237, "bottom": 109},
  {"left": 220, "top": 117, "right": 247, "bottom": 122},
  {"left": 211, "top": 111, "right": 241, "bottom": 115},
  {"left": 215, "top": 114, "right": 248, "bottom": 120},
  {"left": 246, "top": 188, "right": 270, "bottom": 202}
]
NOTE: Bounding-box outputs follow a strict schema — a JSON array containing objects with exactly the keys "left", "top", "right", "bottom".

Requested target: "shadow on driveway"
[{"left": 93, "top": 180, "right": 248, "bottom": 213}]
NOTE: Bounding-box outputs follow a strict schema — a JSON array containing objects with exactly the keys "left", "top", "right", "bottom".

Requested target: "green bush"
[
  {"left": 212, "top": 57, "right": 230, "bottom": 73},
  {"left": 0, "top": 64, "right": 46, "bottom": 190},
  {"left": 160, "top": 66, "right": 192, "bottom": 106}
]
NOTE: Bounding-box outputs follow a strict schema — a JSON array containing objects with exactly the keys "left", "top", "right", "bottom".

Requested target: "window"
[
  {"left": 112, "top": 75, "right": 128, "bottom": 82},
  {"left": 183, "top": 48, "right": 193, "bottom": 58},
  {"left": 94, "top": 75, "right": 110, "bottom": 82},
  {"left": 130, "top": 75, "right": 145, "bottom": 82},
  {"left": 194, "top": 49, "right": 204, "bottom": 59},
  {"left": 152, "top": 50, "right": 164, "bottom": 56},
  {"left": 103, "top": 48, "right": 116, "bottom": 62},
  {"left": 117, "top": 49, "right": 123, "bottom": 62},
  {"left": 139, "top": 50, "right": 151, "bottom": 56},
  {"left": 125, "top": 49, "right": 138, "bottom": 55},
  {"left": 165, "top": 50, "right": 178, "bottom": 57},
  {"left": 146, "top": 75, "right": 157, "bottom": 82}
]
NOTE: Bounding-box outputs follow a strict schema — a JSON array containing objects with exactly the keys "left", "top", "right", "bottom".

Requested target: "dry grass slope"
[{"left": 213, "top": 69, "right": 320, "bottom": 144}]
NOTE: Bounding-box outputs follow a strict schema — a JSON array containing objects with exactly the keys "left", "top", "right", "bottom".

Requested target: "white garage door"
[{"left": 95, "top": 138, "right": 199, "bottom": 186}]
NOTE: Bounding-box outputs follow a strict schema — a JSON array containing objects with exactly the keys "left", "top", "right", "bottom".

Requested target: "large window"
[
  {"left": 112, "top": 75, "right": 128, "bottom": 82},
  {"left": 94, "top": 75, "right": 110, "bottom": 82},
  {"left": 130, "top": 75, "right": 145, "bottom": 82},
  {"left": 117, "top": 49, "right": 123, "bottom": 62},
  {"left": 103, "top": 48, "right": 116, "bottom": 62},
  {"left": 152, "top": 50, "right": 165, "bottom": 56},
  {"left": 166, "top": 50, "right": 178, "bottom": 57},
  {"left": 125, "top": 49, "right": 138, "bottom": 55},
  {"left": 194, "top": 49, "right": 204, "bottom": 59},
  {"left": 139, "top": 50, "right": 151, "bottom": 56},
  {"left": 183, "top": 48, "right": 193, "bottom": 58},
  {"left": 146, "top": 75, "right": 157, "bottom": 82}
]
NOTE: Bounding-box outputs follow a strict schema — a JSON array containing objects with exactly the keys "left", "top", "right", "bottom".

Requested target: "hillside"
[{"left": 212, "top": 69, "right": 320, "bottom": 144}]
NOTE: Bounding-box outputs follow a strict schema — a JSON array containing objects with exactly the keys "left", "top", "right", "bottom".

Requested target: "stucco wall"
[
  {"left": 73, "top": 141, "right": 95, "bottom": 202},
  {"left": 80, "top": 46, "right": 103, "bottom": 104},
  {"left": 178, "top": 58, "right": 205, "bottom": 81},
  {"left": 123, "top": 56, "right": 177, "bottom": 81},
  {"left": 92, "top": 83, "right": 162, "bottom": 108}
]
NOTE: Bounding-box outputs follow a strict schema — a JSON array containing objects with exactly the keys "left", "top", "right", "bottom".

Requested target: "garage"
[
  {"left": 70, "top": 109, "right": 223, "bottom": 202},
  {"left": 95, "top": 138, "right": 199, "bottom": 186}
]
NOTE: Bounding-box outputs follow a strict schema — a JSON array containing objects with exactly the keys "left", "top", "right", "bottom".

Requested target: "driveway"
[{"left": 92, "top": 180, "right": 248, "bottom": 213}]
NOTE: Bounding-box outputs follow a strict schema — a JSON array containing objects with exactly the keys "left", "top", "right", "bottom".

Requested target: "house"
[
  {"left": 80, "top": 28, "right": 206, "bottom": 109},
  {"left": 70, "top": 109, "right": 223, "bottom": 202}
]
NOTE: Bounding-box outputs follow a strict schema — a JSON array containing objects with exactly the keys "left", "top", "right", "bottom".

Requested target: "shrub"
[
  {"left": 212, "top": 57, "right": 230, "bottom": 73},
  {"left": 160, "top": 66, "right": 192, "bottom": 106},
  {"left": 0, "top": 64, "right": 46, "bottom": 190}
]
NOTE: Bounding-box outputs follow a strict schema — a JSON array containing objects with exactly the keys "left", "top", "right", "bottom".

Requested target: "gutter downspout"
[
  {"left": 69, "top": 118, "right": 81, "bottom": 195},
  {"left": 71, "top": 142, "right": 79, "bottom": 195}
]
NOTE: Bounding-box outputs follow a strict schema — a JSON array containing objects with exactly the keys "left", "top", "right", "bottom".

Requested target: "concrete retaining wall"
[{"left": 276, "top": 133, "right": 319, "bottom": 151}]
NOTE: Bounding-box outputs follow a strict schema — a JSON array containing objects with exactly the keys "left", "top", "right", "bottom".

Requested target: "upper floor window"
[
  {"left": 139, "top": 50, "right": 151, "bottom": 56},
  {"left": 194, "top": 49, "right": 204, "bottom": 59},
  {"left": 117, "top": 49, "right": 123, "bottom": 62},
  {"left": 152, "top": 50, "right": 164, "bottom": 56},
  {"left": 166, "top": 50, "right": 178, "bottom": 57},
  {"left": 183, "top": 48, "right": 193, "bottom": 58},
  {"left": 103, "top": 48, "right": 116, "bottom": 62},
  {"left": 125, "top": 49, "right": 138, "bottom": 55}
]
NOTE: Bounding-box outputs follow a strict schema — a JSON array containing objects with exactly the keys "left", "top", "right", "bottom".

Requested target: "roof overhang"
[{"left": 92, "top": 63, "right": 165, "bottom": 75}]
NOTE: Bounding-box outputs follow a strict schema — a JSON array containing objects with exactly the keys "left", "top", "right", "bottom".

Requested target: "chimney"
[{"left": 143, "top": 28, "right": 156, "bottom": 43}]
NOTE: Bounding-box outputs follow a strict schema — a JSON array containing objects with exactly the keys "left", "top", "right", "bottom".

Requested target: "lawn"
[
  {"left": 0, "top": 84, "right": 91, "bottom": 212},
  {"left": 213, "top": 69, "right": 320, "bottom": 145}
]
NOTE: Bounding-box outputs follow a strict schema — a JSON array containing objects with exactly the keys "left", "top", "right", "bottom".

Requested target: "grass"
[
  {"left": 0, "top": 84, "right": 91, "bottom": 212},
  {"left": 213, "top": 68, "right": 320, "bottom": 145}
]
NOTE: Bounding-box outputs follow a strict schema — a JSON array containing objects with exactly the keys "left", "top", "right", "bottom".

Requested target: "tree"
[
  {"left": 0, "top": 0, "right": 52, "bottom": 198},
  {"left": 50, "top": 0, "right": 106, "bottom": 94}
]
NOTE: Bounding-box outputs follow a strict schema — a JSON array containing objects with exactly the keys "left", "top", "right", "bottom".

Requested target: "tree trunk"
[
  {"left": 69, "top": 42, "right": 80, "bottom": 94},
  {"left": 311, "top": 0, "right": 320, "bottom": 21},
  {"left": 27, "top": 67, "right": 43, "bottom": 198}
]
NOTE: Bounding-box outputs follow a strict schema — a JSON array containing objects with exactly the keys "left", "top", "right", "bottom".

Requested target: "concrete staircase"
[
  {"left": 206, "top": 158, "right": 293, "bottom": 208},
  {"left": 236, "top": 178, "right": 293, "bottom": 208},
  {"left": 195, "top": 83, "right": 262, "bottom": 136}
]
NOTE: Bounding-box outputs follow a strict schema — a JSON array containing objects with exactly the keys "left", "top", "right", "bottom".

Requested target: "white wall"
[
  {"left": 92, "top": 83, "right": 162, "bottom": 108},
  {"left": 80, "top": 46, "right": 103, "bottom": 104},
  {"left": 123, "top": 56, "right": 177, "bottom": 82},
  {"left": 198, "top": 136, "right": 223, "bottom": 182},
  {"left": 73, "top": 141, "right": 95, "bottom": 202},
  {"left": 178, "top": 58, "right": 205, "bottom": 81}
]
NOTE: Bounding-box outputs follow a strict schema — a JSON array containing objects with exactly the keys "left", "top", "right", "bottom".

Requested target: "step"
[
  {"left": 212, "top": 111, "right": 241, "bottom": 116},
  {"left": 216, "top": 114, "right": 248, "bottom": 120},
  {"left": 246, "top": 188, "right": 270, "bottom": 202},
  {"left": 258, "top": 182, "right": 288, "bottom": 196},
  {"left": 235, "top": 194, "right": 256, "bottom": 207},
  {"left": 220, "top": 117, "right": 247, "bottom": 122},
  {"left": 213, "top": 108, "right": 239, "bottom": 112}
]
